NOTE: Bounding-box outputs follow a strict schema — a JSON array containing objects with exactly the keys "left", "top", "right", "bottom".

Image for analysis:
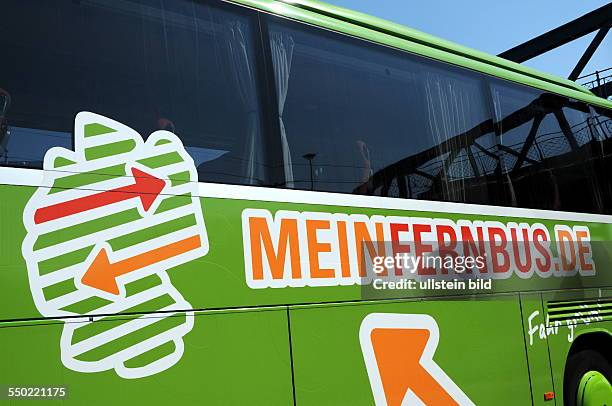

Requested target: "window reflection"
[
  {"left": 0, "top": 0, "right": 274, "bottom": 185},
  {"left": 492, "top": 82, "right": 605, "bottom": 213},
  {"left": 1, "top": 1, "right": 611, "bottom": 215},
  {"left": 269, "top": 20, "right": 498, "bottom": 205},
  {"left": 269, "top": 17, "right": 612, "bottom": 214}
]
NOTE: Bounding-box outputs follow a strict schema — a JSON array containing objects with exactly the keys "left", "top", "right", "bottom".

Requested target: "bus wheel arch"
[{"left": 563, "top": 332, "right": 612, "bottom": 406}]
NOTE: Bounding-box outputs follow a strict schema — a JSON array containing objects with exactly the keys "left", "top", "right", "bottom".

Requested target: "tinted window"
[
  {"left": 590, "top": 106, "right": 612, "bottom": 208},
  {"left": 491, "top": 81, "right": 607, "bottom": 213},
  {"left": 0, "top": 0, "right": 277, "bottom": 185},
  {"left": 267, "top": 19, "right": 498, "bottom": 204},
  {"left": 591, "top": 106, "right": 612, "bottom": 140}
]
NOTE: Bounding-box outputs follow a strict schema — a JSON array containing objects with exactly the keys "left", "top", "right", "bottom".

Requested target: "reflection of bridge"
[
  {"left": 358, "top": 3, "right": 612, "bottom": 203},
  {"left": 578, "top": 68, "right": 612, "bottom": 100},
  {"left": 358, "top": 94, "right": 611, "bottom": 200}
]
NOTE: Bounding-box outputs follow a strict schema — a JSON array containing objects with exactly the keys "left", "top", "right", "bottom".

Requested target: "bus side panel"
[
  {"left": 288, "top": 297, "right": 531, "bottom": 405},
  {"left": 543, "top": 289, "right": 612, "bottom": 406},
  {"left": 519, "top": 292, "right": 557, "bottom": 405},
  {"left": 4, "top": 178, "right": 612, "bottom": 321},
  {"left": 0, "top": 308, "right": 294, "bottom": 405}
]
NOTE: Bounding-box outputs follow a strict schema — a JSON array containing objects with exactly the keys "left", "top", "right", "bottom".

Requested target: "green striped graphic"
[
  {"left": 38, "top": 245, "right": 94, "bottom": 275},
  {"left": 61, "top": 296, "right": 112, "bottom": 315},
  {"left": 34, "top": 119, "right": 198, "bottom": 328},
  {"left": 53, "top": 156, "right": 77, "bottom": 168},
  {"left": 74, "top": 314, "right": 187, "bottom": 362},
  {"left": 169, "top": 171, "right": 190, "bottom": 186},
  {"left": 71, "top": 294, "right": 178, "bottom": 344},
  {"left": 43, "top": 278, "right": 78, "bottom": 301},
  {"left": 34, "top": 208, "right": 141, "bottom": 250},
  {"left": 85, "top": 123, "right": 116, "bottom": 137},
  {"left": 84, "top": 139, "right": 136, "bottom": 160},
  {"left": 155, "top": 194, "right": 191, "bottom": 214},
  {"left": 50, "top": 164, "right": 126, "bottom": 193},
  {"left": 108, "top": 214, "right": 197, "bottom": 251},
  {"left": 125, "top": 274, "right": 164, "bottom": 297},
  {"left": 138, "top": 152, "right": 183, "bottom": 169},
  {"left": 123, "top": 340, "right": 177, "bottom": 368}
]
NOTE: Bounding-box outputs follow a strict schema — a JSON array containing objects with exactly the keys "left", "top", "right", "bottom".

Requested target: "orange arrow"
[
  {"left": 360, "top": 313, "right": 474, "bottom": 406},
  {"left": 371, "top": 328, "right": 457, "bottom": 405},
  {"left": 81, "top": 235, "right": 201, "bottom": 295}
]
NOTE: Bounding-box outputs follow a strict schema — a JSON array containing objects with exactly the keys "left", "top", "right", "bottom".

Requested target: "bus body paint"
[
  {"left": 2, "top": 0, "right": 612, "bottom": 396},
  {"left": 0, "top": 117, "right": 609, "bottom": 406}
]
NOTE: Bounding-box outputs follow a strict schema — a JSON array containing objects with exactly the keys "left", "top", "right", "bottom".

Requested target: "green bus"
[{"left": 1, "top": 0, "right": 611, "bottom": 405}]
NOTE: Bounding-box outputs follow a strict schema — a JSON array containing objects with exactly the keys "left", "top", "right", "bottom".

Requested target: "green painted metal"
[
  {"left": 4, "top": 188, "right": 612, "bottom": 321},
  {"left": 1, "top": 179, "right": 611, "bottom": 404},
  {"left": 277, "top": 0, "right": 590, "bottom": 93},
  {"left": 577, "top": 371, "right": 612, "bottom": 406},
  {"left": 0, "top": 7, "right": 610, "bottom": 397},
  {"left": 519, "top": 293, "right": 556, "bottom": 406},
  {"left": 289, "top": 298, "right": 532, "bottom": 405},
  {"left": 543, "top": 289, "right": 612, "bottom": 406},
  {"left": 0, "top": 308, "right": 294, "bottom": 405},
  {"left": 228, "top": 0, "right": 612, "bottom": 110}
]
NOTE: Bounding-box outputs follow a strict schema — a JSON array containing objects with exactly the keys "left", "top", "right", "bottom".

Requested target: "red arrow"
[
  {"left": 34, "top": 167, "right": 166, "bottom": 224},
  {"left": 81, "top": 234, "right": 202, "bottom": 295}
]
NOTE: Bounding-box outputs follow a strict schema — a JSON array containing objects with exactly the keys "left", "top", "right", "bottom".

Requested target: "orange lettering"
[
  {"left": 306, "top": 219, "right": 335, "bottom": 279},
  {"left": 249, "top": 216, "right": 301, "bottom": 281},
  {"left": 355, "top": 221, "right": 386, "bottom": 277},
  {"left": 337, "top": 221, "right": 352, "bottom": 278},
  {"left": 557, "top": 229, "right": 576, "bottom": 272},
  {"left": 575, "top": 230, "right": 592, "bottom": 273}
]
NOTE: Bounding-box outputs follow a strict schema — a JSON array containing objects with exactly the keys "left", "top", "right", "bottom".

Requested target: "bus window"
[
  {"left": 266, "top": 18, "right": 498, "bottom": 205},
  {"left": 491, "top": 81, "right": 604, "bottom": 213},
  {"left": 416, "top": 67, "right": 498, "bottom": 205},
  {"left": 591, "top": 106, "right": 612, "bottom": 140},
  {"left": 0, "top": 0, "right": 276, "bottom": 186},
  {"left": 266, "top": 20, "right": 427, "bottom": 194},
  {"left": 589, "top": 106, "right": 612, "bottom": 209}
]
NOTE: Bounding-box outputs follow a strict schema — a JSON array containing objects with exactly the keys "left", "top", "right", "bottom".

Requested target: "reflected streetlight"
[{"left": 303, "top": 153, "right": 316, "bottom": 190}]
